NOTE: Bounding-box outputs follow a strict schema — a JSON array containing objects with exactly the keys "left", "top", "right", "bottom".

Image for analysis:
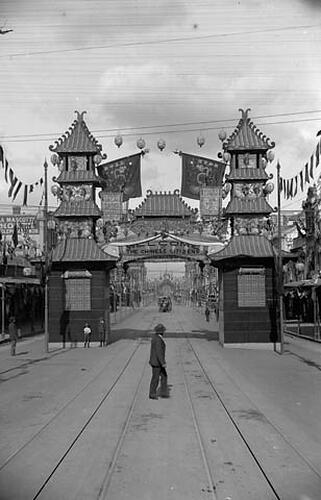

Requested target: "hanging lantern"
[
  {"left": 51, "top": 185, "right": 59, "bottom": 196},
  {"left": 224, "top": 182, "right": 232, "bottom": 193},
  {"left": 218, "top": 129, "right": 227, "bottom": 142},
  {"left": 261, "top": 157, "right": 267, "bottom": 168},
  {"left": 93, "top": 154, "right": 102, "bottom": 165},
  {"left": 197, "top": 134, "right": 205, "bottom": 148},
  {"left": 137, "top": 137, "right": 146, "bottom": 150},
  {"left": 223, "top": 151, "right": 231, "bottom": 164},
  {"left": 157, "top": 139, "right": 166, "bottom": 151},
  {"left": 114, "top": 134, "right": 123, "bottom": 148},
  {"left": 267, "top": 150, "right": 275, "bottom": 162},
  {"left": 264, "top": 182, "right": 274, "bottom": 194},
  {"left": 50, "top": 153, "right": 59, "bottom": 166}
]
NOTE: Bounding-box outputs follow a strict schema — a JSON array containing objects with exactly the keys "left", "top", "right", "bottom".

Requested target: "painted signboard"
[
  {"left": 200, "top": 186, "right": 221, "bottom": 217},
  {"left": 100, "top": 191, "right": 123, "bottom": 222},
  {"left": 0, "top": 215, "right": 39, "bottom": 235}
]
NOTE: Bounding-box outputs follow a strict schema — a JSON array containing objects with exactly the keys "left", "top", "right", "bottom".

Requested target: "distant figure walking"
[
  {"left": 83, "top": 322, "right": 91, "bottom": 348},
  {"left": 205, "top": 305, "right": 210, "bottom": 322},
  {"left": 149, "top": 323, "right": 168, "bottom": 400},
  {"left": 8, "top": 316, "right": 18, "bottom": 356},
  {"left": 98, "top": 317, "right": 106, "bottom": 347}
]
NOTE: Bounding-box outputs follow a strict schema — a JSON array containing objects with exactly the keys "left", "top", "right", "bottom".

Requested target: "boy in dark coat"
[
  {"left": 149, "top": 323, "right": 168, "bottom": 399},
  {"left": 8, "top": 316, "right": 18, "bottom": 356}
]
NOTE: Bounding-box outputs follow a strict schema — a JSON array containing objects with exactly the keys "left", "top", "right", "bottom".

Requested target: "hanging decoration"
[
  {"left": 114, "top": 134, "right": 123, "bottom": 148},
  {"left": 157, "top": 139, "right": 166, "bottom": 152},
  {"left": 279, "top": 135, "right": 321, "bottom": 200},
  {"left": 136, "top": 137, "right": 146, "bottom": 150},
  {"left": 0, "top": 145, "right": 44, "bottom": 206},
  {"left": 197, "top": 134, "right": 205, "bottom": 148}
]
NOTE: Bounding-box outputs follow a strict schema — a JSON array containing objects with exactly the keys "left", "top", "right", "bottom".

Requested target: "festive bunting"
[
  {"left": 279, "top": 136, "right": 321, "bottom": 199},
  {"left": 0, "top": 144, "right": 44, "bottom": 205}
]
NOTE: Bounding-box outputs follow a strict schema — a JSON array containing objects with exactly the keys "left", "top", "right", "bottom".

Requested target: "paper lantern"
[
  {"left": 114, "top": 134, "right": 123, "bottom": 148},
  {"left": 137, "top": 137, "right": 146, "bottom": 150}
]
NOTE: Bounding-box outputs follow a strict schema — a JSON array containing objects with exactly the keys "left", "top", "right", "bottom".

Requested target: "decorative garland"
[
  {"left": 280, "top": 136, "right": 321, "bottom": 199},
  {"left": 0, "top": 145, "right": 43, "bottom": 205}
]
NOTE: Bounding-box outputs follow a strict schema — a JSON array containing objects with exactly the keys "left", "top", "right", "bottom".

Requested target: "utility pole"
[
  {"left": 44, "top": 159, "right": 49, "bottom": 353},
  {"left": 277, "top": 161, "right": 284, "bottom": 354}
]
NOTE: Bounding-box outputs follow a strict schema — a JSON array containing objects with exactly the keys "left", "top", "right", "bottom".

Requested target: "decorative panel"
[
  {"left": 200, "top": 187, "right": 221, "bottom": 217},
  {"left": 100, "top": 191, "right": 123, "bottom": 222},
  {"left": 69, "top": 156, "right": 87, "bottom": 171},
  {"left": 237, "top": 267, "right": 265, "bottom": 307},
  {"left": 65, "top": 276, "right": 91, "bottom": 311}
]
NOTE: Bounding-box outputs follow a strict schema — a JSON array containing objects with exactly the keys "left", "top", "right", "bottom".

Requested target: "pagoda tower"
[
  {"left": 47, "top": 111, "right": 117, "bottom": 345},
  {"left": 212, "top": 109, "right": 279, "bottom": 349}
]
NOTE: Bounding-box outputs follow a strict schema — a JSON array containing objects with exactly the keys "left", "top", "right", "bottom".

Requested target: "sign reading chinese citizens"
[{"left": 0, "top": 215, "right": 39, "bottom": 235}]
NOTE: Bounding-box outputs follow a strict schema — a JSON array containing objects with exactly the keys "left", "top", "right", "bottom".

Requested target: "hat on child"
[{"left": 154, "top": 323, "right": 166, "bottom": 334}]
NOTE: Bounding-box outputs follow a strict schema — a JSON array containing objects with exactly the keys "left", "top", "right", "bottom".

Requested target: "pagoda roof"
[
  {"left": 224, "top": 109, "right": 275, "bottom": 151},
  {"left": 225, "top": 197, "right": 273, "bottom": 215},
  {"left": 54, "top": 200, "right": 101, "bottom": 218},
  {"left": 55, "top": 169, "right": 100, "bottom": 184},
  {"left": 226, "top": 167, "right": 269, "bottom": 181},
  {"left": 52, "top": 238, "right": 117, "bottom": 262},
  {"left": 49, "top": 111, "right": 104, "bottom": 154},
  {"left": 133, "top": 190, "right": 196, "bottom": 218},
  {"left": 211, "top": 235, "right": 275, "bottom": 263}
]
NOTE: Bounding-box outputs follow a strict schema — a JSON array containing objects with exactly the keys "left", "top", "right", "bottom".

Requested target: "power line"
[
  {"left": 1, "top": 23, "right": 320, "bottom": 59},
  {"left": 1, "top": 109, "right": 321, "bottom": 143}
]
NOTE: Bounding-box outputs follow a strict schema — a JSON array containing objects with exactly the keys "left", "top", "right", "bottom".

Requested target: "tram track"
[
  {"left": 30, "top": 317, "right": 158, "bottom": 500},
  {"left": 181, "top": 326, "right": 321, "bottom": 499}
]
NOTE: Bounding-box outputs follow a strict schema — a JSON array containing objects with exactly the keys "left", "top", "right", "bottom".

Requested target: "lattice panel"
[
  {"left": 65, "top": 278, "right": 91, "bottom": 311},
  {"left": 238, "top": 273, "right": 266, "bottom": 307}
]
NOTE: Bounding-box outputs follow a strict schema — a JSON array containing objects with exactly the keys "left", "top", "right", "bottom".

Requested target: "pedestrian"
[
  {"left": 83, "top": 322, "right": 91, "bottom": 348},
  {"left": 149, "top": 323, "right": 169, "bottom": 400},
  {"left": 8, "top": 316, "right": 18, "bottom": 356},
  {"left": 205, "top": 305, "right": 210, "bottom": 322},
  {"left": 98, "top": 317, "right": 106, "bottom": 347}
]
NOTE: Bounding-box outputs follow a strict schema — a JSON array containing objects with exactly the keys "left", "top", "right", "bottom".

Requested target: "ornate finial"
[
  {"left": 74, "top": 110, "right": 87, "bottom": 122},
  {"left": 238, "top": 108, "right": 251, "bottom": 121}
]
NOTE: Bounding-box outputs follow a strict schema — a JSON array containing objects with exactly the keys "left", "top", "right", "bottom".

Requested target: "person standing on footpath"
[
  {"left": 98, "top": 317, "right": 106, "bottom": 347},
  {"left": 8, "top": 316, "right": 18, "bottom": 356},
  {"left": 83, "top": 322, "right": 91, "bottom": 348},
  {"left": 149, "top": 323, "right": 168, "bottom": 400},
  {"left": 205, "top": 305, "right": 210, "bottom": 322}
]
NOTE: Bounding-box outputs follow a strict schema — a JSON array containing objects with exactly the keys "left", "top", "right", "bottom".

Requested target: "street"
[{"left": 0, "top": 304, "right": 321, "bottom": 499}]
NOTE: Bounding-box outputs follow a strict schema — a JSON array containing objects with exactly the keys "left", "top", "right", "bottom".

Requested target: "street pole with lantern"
[{"left": 43, "top": 159, "right": 49, "bottom": 353}]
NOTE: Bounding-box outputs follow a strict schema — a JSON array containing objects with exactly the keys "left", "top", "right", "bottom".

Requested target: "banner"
[
  {"left": 98, "top": 153, "right": 142, "bottom": 201},
  {"left": 180, "top": 153, "right": 226, "bottom": 200}
]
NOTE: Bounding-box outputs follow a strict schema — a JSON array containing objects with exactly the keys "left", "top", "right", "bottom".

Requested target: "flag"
[
  {"left": 299, "top": 170, "right": 304, "bottom": 192},
  {"left": 97, "top": 153, "right": 142, "bottom": 201},
  {"left": 180, "top": 152, "right": 226, "bottom": 200},
  {"left": 12, "top": 223, "right": 18, "bottom": 248},
  {"left": 310, "top": 154, "right": 314, "bottom": 179},
  {"left": 23, "top": 185, "right": 28, "bottom": 206},
  {"left": 305, "top": 163, "right": 309, "bottom": 184},
  {"left": 293, "top": 175, "right": 298, "bottom": 197},
  {"left": 0, "top": 145, "right": 9, "bottom": 182},
  {"left": 316, "top": 142, "right": 320, "bottom": 167}
]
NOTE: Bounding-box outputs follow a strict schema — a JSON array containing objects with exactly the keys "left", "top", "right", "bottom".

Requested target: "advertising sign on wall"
[{"left": 0, "top": 215, "right": 39, "bottom": 235}]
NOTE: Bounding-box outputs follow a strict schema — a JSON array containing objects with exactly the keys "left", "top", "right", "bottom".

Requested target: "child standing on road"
[{"left": 83, "top": 322, "right": 91, "bottom": 348}]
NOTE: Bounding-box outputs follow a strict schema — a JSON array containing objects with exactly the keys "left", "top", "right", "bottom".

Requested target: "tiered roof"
[
  {"left": 52, "top": 238, "right": 117, "bottom": 262},
  {"left": 224, "top": 108, "right": 275, "bottom": 151},
  {"left": 54, "top": 200, "right": 101, "bottom": 218},
  {"left": 212, "top": 235, "right": 275, "bottom": 263},
  {"left": 55, "top": 169, "right": 100, "bottom": 184},
  {"left": 226, "top": 167, "right": 269, "bottom": 181},
  {"left": 133, "top": 190, "right": 196, "bottom": 218},
  {"left": 49, "top": 111, "right": 104, "bottom": 154},
  {"left": 225, "top": 197, "right": 273, "bottom": 216}
]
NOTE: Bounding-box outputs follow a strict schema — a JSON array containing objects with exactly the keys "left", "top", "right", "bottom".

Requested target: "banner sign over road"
[{"left": 0, "top": 215, "right": 39, "bottom": 235}]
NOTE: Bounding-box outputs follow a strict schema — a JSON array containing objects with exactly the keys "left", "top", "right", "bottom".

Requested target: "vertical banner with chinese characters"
[
  {"left": 100, "top": 192, "right": 123, "bottom": 222},
  {"left": 199, "top": 186, "right": 221, "bottom": 218}
]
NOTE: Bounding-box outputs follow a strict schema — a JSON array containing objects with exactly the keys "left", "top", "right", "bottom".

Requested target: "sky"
[{"left": 1, "top": 0, "right": 321, "bottom": 213}]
